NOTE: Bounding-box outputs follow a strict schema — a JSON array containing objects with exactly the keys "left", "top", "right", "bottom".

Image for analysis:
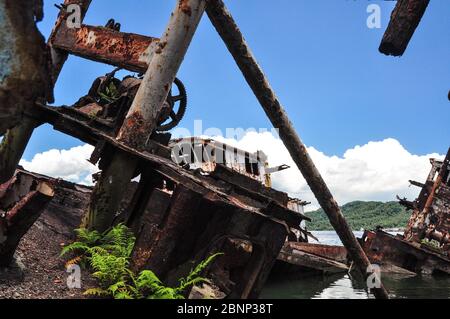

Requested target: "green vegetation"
[
  {"left": 305, "top": 201, "right": 410, "bottom": 231},
  {"left": 98, "top": 81, "right": 120, "bottom": 104},
  {"left": 61, "top": 224, "right": 222, "bottom": 299},
  {"left": 421, "top": 238, "right": 442, "bottom": 251}
]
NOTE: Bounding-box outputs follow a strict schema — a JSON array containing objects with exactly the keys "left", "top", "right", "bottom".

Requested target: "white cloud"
[
  {"left": 18, "top": 135, "right": 444, "bottom": 211},
  {"left": 19, "top": 144, "right": 97, "bottom": 185},
  {"left": 210, "top": 132, "right": 444, "bottom": 211}
]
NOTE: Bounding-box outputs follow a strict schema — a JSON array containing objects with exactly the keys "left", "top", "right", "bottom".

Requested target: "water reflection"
[
  {"left": 313, "top": 275, "right": 370, "bottom": 299},
  {"left": 260, "top": 231, "right": 450, "bottom": 299},
  {"left": 261, "top": 273, "right": 450, "bottom": 299}
]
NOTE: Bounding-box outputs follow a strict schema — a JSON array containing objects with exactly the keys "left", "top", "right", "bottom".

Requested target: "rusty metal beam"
[
  {"left": 205, "top": 0, "right": 389, "bottom": 299},
  {"left": 27, "top": 103, "right": 171, "bottom": 158},
  {"left": 379, "top": 0, "right": 430, "bottom": 56},
  {"left": 50, "top": 23, "right": 158, "bottom": 73},
  {"left": 0, "top": 171, "right": 55, "bottom": 266}
]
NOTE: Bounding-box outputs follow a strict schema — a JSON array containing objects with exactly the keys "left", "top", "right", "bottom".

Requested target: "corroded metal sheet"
[{"left": 361, "top": 230, "right": 450, "bottom": 275}]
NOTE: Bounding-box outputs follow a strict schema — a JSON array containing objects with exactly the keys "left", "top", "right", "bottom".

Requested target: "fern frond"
[
  {"left": 148, "top": 287, "right": 182, "bottom": 299},
  {"left": 136, "top": 270, "right": 164, "bottom": 291},
  {"left": 114, "top": 291, "right": 133, "bottom": 299},
  {"left": 74, "top": 228, "right": 101, "bottom": 245},
  {"left": 83, "top": 288, "right": 109, "bottom": 297},
  {"left": 99, "top": 223, "right": 135, "bottom": 258},
  {"left": 178, "top": 253, "right": 223, "bottom": 291},
  {"left": 65, "top": 255, "right": 83, "bottom": 268},
  {"left": 177, "top": 277, "right": 210, "bottom": 293},
  {"left": 60, "top": 242, "right": 91, "bottom": 257}
]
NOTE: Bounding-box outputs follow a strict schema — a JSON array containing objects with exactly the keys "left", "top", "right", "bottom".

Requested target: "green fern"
[
  {"left": 75, "top": 228, "right": 102, "bottom": 245},
  {"left": 83, "top": 287, "right": 110, "bottom": 297},
  {"left": 61, "top": 224, "right": 222, "bottom": 299},
  {"left": 90, "top": 252, "right": 129, "bottom": 286},
  {"left": 61, "top": 224, "right": 134, "bottom": 259},
  {"left": 136, "top": 253, "right": 223, "bottom": 299},
  {"left": 177, "top": 253, "right": 223, "bottom": 293}
]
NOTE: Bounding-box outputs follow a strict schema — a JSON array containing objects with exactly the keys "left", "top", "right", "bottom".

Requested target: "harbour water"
[{"left": 260, "top": 231, "right": 450, "bottom": 299}]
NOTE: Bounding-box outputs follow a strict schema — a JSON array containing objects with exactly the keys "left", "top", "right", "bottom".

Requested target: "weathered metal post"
[
  {"left": 0, "top": 0, "right": 92, "bottom": 184},
  {"left": 206, "top": 0, "right": 389, "bottom": 299},
  {"left": 86, "top": 0, "right": 207, "bottom": 232}
]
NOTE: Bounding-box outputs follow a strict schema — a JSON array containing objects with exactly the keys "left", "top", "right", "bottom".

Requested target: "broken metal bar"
[
  {"left": 50, "top": 23, "right": 158, "bottom": 73},
  {"left": 206, "top": 0, "right": 389, "bottom": 299},
  {"left": 86, "top": 0, "right": 207, "bottom": 232},
  {"left": 0, "top": 171, "right": 55, "bottom": 266},
  {"left": 379, "top": 0, "right": 430, "bottom": 56},
  {"left": 409, "top": 180, "right": 426, "bottom": 188}
]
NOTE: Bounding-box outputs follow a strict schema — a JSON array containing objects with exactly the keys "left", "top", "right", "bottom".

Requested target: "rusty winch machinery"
[{"left": 73, "top": 70, "right": 188, "bottom": 132}]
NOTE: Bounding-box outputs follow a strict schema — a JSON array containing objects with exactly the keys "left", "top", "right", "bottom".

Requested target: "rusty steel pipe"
[
  {"left": 117, "top": 0, "right": 207, "bottom": 148},
  {"left": 206, "top": 0, "right": 389, "bottom": 299}
]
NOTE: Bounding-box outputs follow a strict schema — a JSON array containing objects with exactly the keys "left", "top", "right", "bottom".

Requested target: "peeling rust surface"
[
  {"left": 51, "top": 23, "right": 158, "bottom": 73},
  {"left": 117, "top": 112, "right": 152, "bottom": 150},
  {"left": 179, "top": 0, "right": 192, "bottom": 16}
]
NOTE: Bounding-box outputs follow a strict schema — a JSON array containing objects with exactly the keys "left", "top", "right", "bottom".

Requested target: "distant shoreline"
[{"left": 305, "top": 201, "right": 411, "bottom": 232}]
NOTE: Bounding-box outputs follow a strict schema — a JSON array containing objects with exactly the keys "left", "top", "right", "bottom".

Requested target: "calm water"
[{"left": 260, "top": 231, "right": 450, "bottom": 299}]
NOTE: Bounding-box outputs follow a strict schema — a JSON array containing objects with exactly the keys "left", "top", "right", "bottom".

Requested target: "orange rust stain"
[
  {"left": 119, "top": 112, "right": 152, "bottom": 149},
  {"left": 178, "top": 0, "right": 192, "bottom": 16}
]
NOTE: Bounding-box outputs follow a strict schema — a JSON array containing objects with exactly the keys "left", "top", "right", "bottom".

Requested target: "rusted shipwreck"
[
  {"left": 360, "top": 148, "right": 450, "bottom": 275},
  {"left": 276, "top": 149, "right": 450, "bottom": 278},
  {"left": 0, "top": 141, "right": 311, "bottom": 299},
  {"left": 0, "top": 0, "right": 394, "bottom": 298}
]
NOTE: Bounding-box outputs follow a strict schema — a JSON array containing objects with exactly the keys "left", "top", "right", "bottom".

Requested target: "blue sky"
[{"left": 24, "top": 0, "right": 450, "bottom": 161}]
